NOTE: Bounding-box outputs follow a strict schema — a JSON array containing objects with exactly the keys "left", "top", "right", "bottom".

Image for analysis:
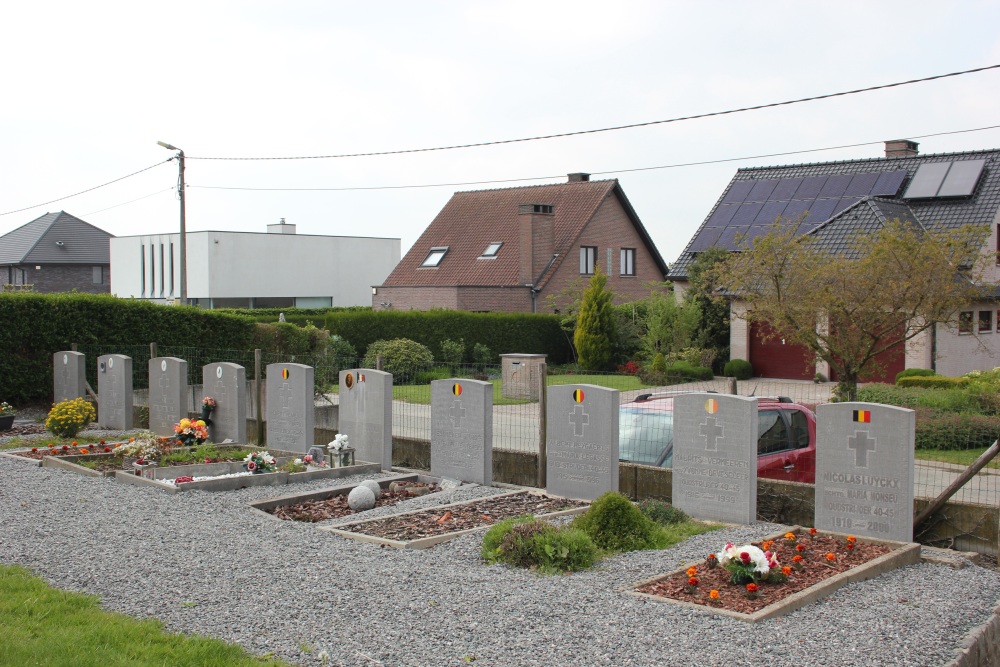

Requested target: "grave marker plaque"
[
  {"left": 673, "top": 394, "right": 757, "bottom": 524},
  {"left": 53, "top": 351, "right": 86, "bottom": 403},
  {"left": 816, "top": 402, "right": 914, "bottom": 542},
  {"left": 266, "top": 363, "right": 314, "bottom": 453},
  {"left": 546, "top": 384, "right": 618, "bottom": 501},
  {"left": 203, "top": 362, "right": 247, "bottom": 444},
  {"left": 97, "top": 354, "right": 133, "bottom": 430},
  {"left": 338, "top": 368, "right": 392, "bottom": 469},
  {"left": 430, "top": 379, "right": 492, "bottom": 485},
  {"left": 148, "top": 357, "right": 188, "bottom": 437}
]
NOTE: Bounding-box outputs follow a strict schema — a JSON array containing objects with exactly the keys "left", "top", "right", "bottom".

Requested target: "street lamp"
[{"left": 158, "top": 141, "right": 187, "bottom": 305}]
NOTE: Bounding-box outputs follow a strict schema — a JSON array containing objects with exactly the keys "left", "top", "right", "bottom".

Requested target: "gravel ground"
[{"left": 1, "top": 444, "right": 999, "bottom": 667}]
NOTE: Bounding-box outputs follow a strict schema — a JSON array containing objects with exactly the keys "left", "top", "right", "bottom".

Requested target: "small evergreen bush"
[
  {"left": 362, "top": 338, "right": 434, "bottom": 380},
  {"left": 638, "top": 499, "right": 690, "bottom": 525},
  {"left": 472, "top": 342, "right": 493, "bottom": 368},
  {"left": 895, "top": 368, "right": 935, "bottom": 384},
  {"left": 45, "top": 398, "right": 96, "bottom": 438},
  {"left": 570, "top": 491, "right": 664, "bottom": 552},
  {"left": 439, "top": 338, "right": 465, "bottom": 369},
  {"left": 723, "top": 359, "right": 753, "bottom": 380}
]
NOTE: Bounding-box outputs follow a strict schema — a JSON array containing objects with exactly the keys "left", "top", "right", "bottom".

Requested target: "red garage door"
[
  {"left": 829, "top": 330, "right": 906, "bottom": 384},
  {"left": 749, "top": 321, "right": 815, "bottom": 380}
]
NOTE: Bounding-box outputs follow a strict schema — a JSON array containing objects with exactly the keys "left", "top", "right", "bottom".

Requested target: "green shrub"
[
  {"left": 638, "top": 499, "right": 690, "bottom": 525},
  {"left": 915, "top": 411, "right": 1000, "bottom": 450},
  {"left": 533, "top": 528, "right": 600, "bottom": 573},
  {"left": 856, "top": 383, "right": 986, "bottom": 414},
  {"left": 481, "top": 517, "right": 599, "bottom": 574},
  {"left": 665, "top": 360, "right": 713, "bottom": 381},
  {"left": 723, "top": 359, "right": 753, "bottom": 380},
  {"left": 362, "top": 338, "right": 434, "bottom": 379},
  {"left": 413, "top": 366, "right": 453, "bottom": 384},
  {"left": 45, "top": 398, "right": 96, "bottom": 438},
  {"left": 651, "top": 353, "right": 667, "bottom": 373},
  {"left": 482, "top": 516, "right": 535, "bottom": 561},
  {"left": 575, "top": 269, "right": 616, "bottom": 371},
  {"left": 895, "top": 368, "right": 935, "bottom": 383},
  {"left": 472, "top": 342, "right": 494, "bottom": 368},
  {"left": 570, "top": 491, "right": 664, "bottom": 552},
  {"left": 439, "top": 338, "right": 465, "bottom": 368},
  {"left": 898, "top": 376, "right": 969, "bottom": 390},
  {"left": 498, "top": 520, "right": 556, "bottom": 568}
]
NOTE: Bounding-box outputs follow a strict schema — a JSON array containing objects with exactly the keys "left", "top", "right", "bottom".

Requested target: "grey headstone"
[
  {"left": 149, "top": 357, "right": 188, "bottom": 437},
  {"left": 97, "top": 354, "right": 133, "bottom": 430},
  {"left": 347, "top": 485, "right": 376, "bottom": 511},
  {"left": 545, "top": 384, "right": 619, "bottom": 501},
  {"left": 338, "top": 368, "right": 392, "bottom": 470},
  {"left": 359, "top": 479, "right": 382, "bottom": 498},
  {"left": 203, "top": 362, "right": 247, "bottom": 444},
  {"left": 265, "top": 363, "right": 314, "bottom": 453},
  {"left": 430, "top": 378, "right": 492, "bottom": 485},
  {"left": 815, "top": 402, "right": 914, "bottom": 542},
  {"left": 53, "top": 351, "right": 86, "bottom": 403},
  {"left": 673, "top": 393, "right": 757, "bottom": 524}
]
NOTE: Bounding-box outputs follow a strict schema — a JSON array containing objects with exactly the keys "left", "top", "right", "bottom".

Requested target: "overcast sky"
[{"left": 2, "top": 1, "right": 999, "bottom": 266}]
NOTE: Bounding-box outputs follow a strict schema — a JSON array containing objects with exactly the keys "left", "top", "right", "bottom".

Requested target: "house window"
[
  {"left": 959, "top": 311, "right": 973, "bottom": 334},
  {"left": 159, "top": 244, "right": 165, "bottom": 296},
  {"left": 420, "top": 247, "right": 449, "bottom": 267},
  {"left": 479, "top": 242, "right": 503, "bottom": 259},
  {"left": 140, "top": 245, "right": 146, "bottom": 295},
  {"left": 580, "top": 246, "right": 597, "bottom": 274},
  {"left": 92, "top": 266, "right": 103, "bottom": 284},
  {"left": 996, "top": 224, "right": 1000, "bottom": 265},
  {"left": 169, "top": 243, "right": 175, "bottom": 295},
  {"left": 149, "top": 244, "right": 156, "bottom": 294},
  {"left": 620, "top": 248, "right": 636, "bottom": 276},
  {"left": 979, "top": 310, "right": 992, "bottom": 333}
]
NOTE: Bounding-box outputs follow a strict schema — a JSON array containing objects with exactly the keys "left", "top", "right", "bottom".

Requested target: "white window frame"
[
  {"left": 580, "top": 246, "right": 597, "bottom": 275},
  {"left": 479, "top": 242, "right": 503, "bottom": 259},
  {"left": 620, "top": 248, "right": 636, "bottom": 276},
  {"left": 421, "top": 247, "right": 449, "bottom": 267}
]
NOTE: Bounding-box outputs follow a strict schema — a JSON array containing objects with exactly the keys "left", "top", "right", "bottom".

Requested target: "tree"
[
  {"left": 574, "top": 267, "right": 617, "bottom": 371},
  {"left": 685, "top": 247, "right": 731, "bottom": 356},
  {"left": 711, "top": 218, "right": 989, "bottom": 400},
  {"left": 642, "top": 286, "right": 701, "bottom": 361}
]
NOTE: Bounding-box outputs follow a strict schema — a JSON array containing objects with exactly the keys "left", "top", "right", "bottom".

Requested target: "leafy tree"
[
  {"left": 686, "top": 247, "right": 731, "bottom": 360},
  {"left": 642, "top": 286, "right": 701, "bottom": 361},
  {"left": 574, "top": 267, "right": 616, "bottom": 370},
  {"left": 712, "top": 219, "right": 989, "bottom": 400}
]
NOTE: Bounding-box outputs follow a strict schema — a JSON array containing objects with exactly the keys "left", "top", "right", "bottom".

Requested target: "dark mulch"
[
  {"left": 636, "top": 533, "right": 893, "bottom": 614},
  {"left": 343, "top": 492, "right": 588, "bottom": 541},
  {"left": 0, "top": 423, "right": 49, "bottom": 438},
  {"left": 269, "top": 483, "right": 441, "bottom": 522}
]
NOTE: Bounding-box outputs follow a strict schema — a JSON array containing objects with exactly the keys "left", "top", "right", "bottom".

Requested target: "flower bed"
[
  {"left": 630, "top": 527, "right": 921, "bottom": 622},
  {"left": 264, "top": 480, "right": 441, "bottom": 522}
]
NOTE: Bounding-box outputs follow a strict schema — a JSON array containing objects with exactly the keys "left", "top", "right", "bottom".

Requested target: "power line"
[
  {"left": 81, "top": 187, "right": 175, "bottom": 217},
  {"left": 188, "top": 64, "right": 1000, "bottom": 161},
  {"left": 0, "top": 160, "right": 172, "bottom": 217},
  {"left": 187, "top": 123, "right": 1000, "bottom": 193}
]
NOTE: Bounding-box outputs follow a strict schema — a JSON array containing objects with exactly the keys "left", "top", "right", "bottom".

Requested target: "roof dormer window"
[
  {"left": 421, "top": 246, "right": 449, "bottom": 267},
  {"left": 479, "top": 242, "right": 503, "bottom": 259}
]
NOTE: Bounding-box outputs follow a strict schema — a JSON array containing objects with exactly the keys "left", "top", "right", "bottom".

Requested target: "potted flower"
[
  {"left": 0, "top": 402, "right": 15, "bottom": 431},
  {"left": 173, "top": 418, "right": 209, "bottom": 447},
  {"left": 200, "top": 396, "right": 217, "bottom": 423},
  {"left": 328, "top": 433, "right": 354, "bottom": 467},
  {"left": 243, "top": 451, "right": 276, "bottom": 474}
]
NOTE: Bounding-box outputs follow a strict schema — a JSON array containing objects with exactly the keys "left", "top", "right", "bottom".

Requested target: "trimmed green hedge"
[
  {"left": 897, "top": 376, "right": 970, "bottom": 390},
  {"left": 915, "top": 412, "right": 1000, "bottom": 450},
  {"left": 0, "top": 293, "right": 256, "bottom": 404},
  {"left": 895, "top": 368, "right": 935, "bottom": 383}
]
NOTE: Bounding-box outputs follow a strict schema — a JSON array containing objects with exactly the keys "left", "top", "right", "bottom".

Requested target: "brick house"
[
  {"left": 0, "top": 211, "right": 113, "bottom": 294},
  {"left": 373, "top": 174, "right": 669, "bottom": 312},
  {"left": 668, "top": 141, "right": 1000, "bottom": 380}
]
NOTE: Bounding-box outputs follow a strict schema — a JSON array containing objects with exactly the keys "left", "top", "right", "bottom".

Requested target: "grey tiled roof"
[
  {"left": 669, "top": 148, "right": 1000, "bottom": 279},
  {"left": 0, "top": 211, "right": 114, "bottom": 265},
  {"left": 807, "top": 198, "right": 923, "bottom": 260}
]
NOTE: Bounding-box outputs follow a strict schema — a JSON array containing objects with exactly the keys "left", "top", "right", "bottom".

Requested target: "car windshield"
[{"left": 619, "top": 406, "right": 673, "bottom": 466}]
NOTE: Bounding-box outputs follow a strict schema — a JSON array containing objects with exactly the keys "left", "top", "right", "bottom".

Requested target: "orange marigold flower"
[
  {"left": 846, "top": 542, "right": 855, "bottom": 551},
  {"left": 79, "top": 448, "right": 89, "bottom": 455},
  {"left": 72, "top": 441, "right": 78, "bottom": 447},
  {"left": 709, "top": 590, "right": 719, "bottom": 600},
  {"left": 784, "top": 532, "right": 796, "bottom": 541},
  {"left": 796, "top": 544, "right": 805, "bottom": 552},
  {"left": 826, "top": 553, "right": 836, "bottom": 562},
  {"left": 809, "top": 527, "right": 818, "bottom": 535},
  {"left": 846, "top": 535, "right": 856, "bottom": 542},
  {"left": 688, "top": 577, "right": 698, "bottom": 587},
  {"left": 782, "top": 566, "right": 792, "bottom": 576},
  {"left": 793, "top": 555, "right": 803, "bottom": 563},
  {"left": 686, "top": 567, "right": 697, "bottom": 577},
  {"left": 746, "top": 583, "right": 758, "bottom": 593}
]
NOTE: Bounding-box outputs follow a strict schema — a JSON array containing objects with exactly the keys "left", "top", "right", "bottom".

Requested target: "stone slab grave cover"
[
  {"left": 266, "top": 363, "right": 314, "bottom": 453},
  {"left": 672, "top": 393, "right": 757, "bottom": 524},
  {"left": 97, "top": 354, "right": 133, "bottom": 430},
  {"left": 148, "top": 357, "right": 188, "bottom": 437},
  {"left": 338, "top": 368, "right": 392, "bottom": 470},
  {"left": 815, "top": 402, "right": 914, "bottom": 543},
  {"left": 545, "top": 384, "right": 618, "bottom": 501},
  {"left": 203, "top": 362, "right": 247, "bottom": 444},
  {"left": 53, "top": 351, "right": 87, "bottom": 404},
  {"left": 430, "top": 378, "right": 492, "bottom": 485}
]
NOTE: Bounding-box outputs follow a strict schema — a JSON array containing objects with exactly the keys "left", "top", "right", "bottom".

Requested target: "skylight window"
[
  {"left": 479, "top": 242, "right": 503, "bottom": 259},
  {"left": 421, "top": 247, "right": 449, "bottom": 267}
]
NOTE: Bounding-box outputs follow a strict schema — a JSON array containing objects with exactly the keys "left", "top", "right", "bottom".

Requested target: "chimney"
[
  {"left": 518, "top": 204, "right": 555, "bottom": 285},
  {"left": 884, "top": 140, "right": 919, "bottom": 158},
  {"left": 568, "top": 172, "right": 590, "bottom": 182},
  {"left": 267, "top": 217, "right": 297, "bottom": 234}
]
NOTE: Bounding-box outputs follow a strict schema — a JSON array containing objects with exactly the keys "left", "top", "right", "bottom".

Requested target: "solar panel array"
[
  {"left": 688, "top": 169, "right": 907, "bottom": 251},
  {"left": 902, "top": 159, "right": 985, "bottom": 199}
]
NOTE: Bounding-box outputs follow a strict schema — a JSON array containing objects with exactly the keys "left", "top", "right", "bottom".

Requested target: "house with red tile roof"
[{"left": 373, "top": 174, "right": 668, "bottom": 313}]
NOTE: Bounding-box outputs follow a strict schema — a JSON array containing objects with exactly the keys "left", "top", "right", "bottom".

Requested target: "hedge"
[
  {"left": 0, "top": 293, "right": 256, "bottom": 404},
  {"left": 897, "top": 376, "right": 970, "bottom": 390},
  {"left": 915, "top": 412, "right": 1000, "bottom": 451}
]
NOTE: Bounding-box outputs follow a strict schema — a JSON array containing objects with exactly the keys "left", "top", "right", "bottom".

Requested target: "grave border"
[{"left": 248, "top": 473, "right": 431, "bottom": 521}]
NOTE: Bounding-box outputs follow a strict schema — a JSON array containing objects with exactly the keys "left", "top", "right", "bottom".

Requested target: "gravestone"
[
  {"left": 672, "top": 393, "right": 757, "bottom": 524},
  {"left": 430, "top": 378, "right": 492, "bottom": 485},
  {"left": 53, "top": 351, "right": 86, "bottom": 403},
  {"left": 815, "top": 402, "right": 914, "bottom": 542},
  {"left": 545, "top": 384, "right": 618, "bottom": 501},
  {"left": 338, "top": 368, "right": 392, "bottom": 469},
  {"left": 148, "top": 357, "right": 188, "bottom": 437},
  {"left": 203, "top": 362, "right": 247, "bottom": 444},
  {"left": 265, "top": 362, "right": 314, "bottom": 453},
  {"left": 97, "top": 354, "right": 133, "bottom": 430}
]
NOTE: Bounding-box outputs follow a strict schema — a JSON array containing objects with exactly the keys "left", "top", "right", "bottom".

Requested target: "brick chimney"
[
  {"left": 568, "top": 172, "right": 590, "bottom": 182},
  {"left": 518, "top": 204, "right": 555, "bottom": 285},
  {"left": 884, "top": 140, "right": 919, "bottom": 158}
]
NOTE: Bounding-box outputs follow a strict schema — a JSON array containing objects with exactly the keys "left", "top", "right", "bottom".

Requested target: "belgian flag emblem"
[
  {"left": 282, "top": 368, "right": 290, "bottom": 380},
  {"left": 705, "top": 398, "right": 719, "bottom": 414},
  {"left": 453, "top": 383, "right": 463, "bottom": 396},
  {"left": 573, "top": 389, "right": 585, "bottom": 403},
  {"left": 853, "top": 410, "right": 871, "bottom": 423}
]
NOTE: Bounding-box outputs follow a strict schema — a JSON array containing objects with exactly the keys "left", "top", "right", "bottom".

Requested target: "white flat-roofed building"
[{"left": 110, "top": 221, "right": 400, "bottom": 308}]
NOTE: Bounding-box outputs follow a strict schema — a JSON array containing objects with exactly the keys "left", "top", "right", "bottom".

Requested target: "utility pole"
[{"left": 158, "top": 141, "right": 187, "bottom": 305}]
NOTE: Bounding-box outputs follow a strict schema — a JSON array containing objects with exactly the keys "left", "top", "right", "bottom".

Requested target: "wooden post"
[
  {"left": 914, "top": 439, "right": 1000, "bottom": 527},
  {"left": 536, "top": 362, "right": 548, "bottom": 489},
  {"left": 254, "top": 349, "right": 263, "bottom": 446}
]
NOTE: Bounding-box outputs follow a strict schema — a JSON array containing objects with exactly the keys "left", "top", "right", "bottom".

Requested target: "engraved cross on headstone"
[
  {"left": 848, "top": 431, "right": 877, "bottom": 468},
  {"left": 278, "top": 382, "right": 293, "bottom": 418},
  {"left": 449, "top": 399, "right": 466, "bottom": 428},
  {"left": 700, "top": 417, "right": 724, "bottom": 452},
  {"left": 157, "top": 370, "right": 170, "bottom": 403},
  {"left": 569, "top": 405, "right": 589, "bottom": 437}
]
